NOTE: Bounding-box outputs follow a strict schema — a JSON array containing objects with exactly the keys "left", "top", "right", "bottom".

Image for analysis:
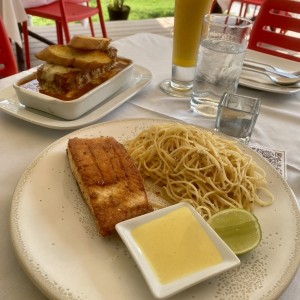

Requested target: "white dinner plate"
[
  {"left": 0, "top": 65, "right": 151, "bottom": 130},
  {"left": 239, "top": 50, "right": 300, "bottom": 94},
  {"left": 10, "top": 118, "right": 300, "bottom": 300}
]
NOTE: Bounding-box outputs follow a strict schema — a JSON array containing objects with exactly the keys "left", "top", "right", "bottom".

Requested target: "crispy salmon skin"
[{"left": 67, "top": 137, "right": 153, "bottom": 237}]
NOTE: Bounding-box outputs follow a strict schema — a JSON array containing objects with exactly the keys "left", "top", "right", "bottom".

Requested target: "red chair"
[
  {"left": 228, "top": 0, "right": 263, "bottom": 19},
  {"left": 0, "top": 17, "right": 18, "bottom": 78},
  {"left": 248, "top": 0, "right": 300, "bottom": 62},
  {"left": 22, "top": 0, "right": 107, "bottom": 69}
]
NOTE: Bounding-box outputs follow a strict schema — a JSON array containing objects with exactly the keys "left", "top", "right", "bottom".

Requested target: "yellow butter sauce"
[{"left": 132, "top": 207, "right": 223, "bottom": 284}]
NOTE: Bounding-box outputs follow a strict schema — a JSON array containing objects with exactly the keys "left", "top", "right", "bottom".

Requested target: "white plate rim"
[
  {"left": 238, "top": 77, "right": 300, "bottom": 94},
  {"left": 10, "top": 118, "right": 300, "bottom": 300},
  {"left": 0, "top": 65, "right": 152, "bottom": 130}
]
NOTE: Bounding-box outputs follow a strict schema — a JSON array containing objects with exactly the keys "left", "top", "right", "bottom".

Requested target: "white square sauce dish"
[
  {"left": 13, "top": 57, "right": 133, "bottom": 120},
  {"left": 116, "top": 202, "right": 240, "bottom": 299}
]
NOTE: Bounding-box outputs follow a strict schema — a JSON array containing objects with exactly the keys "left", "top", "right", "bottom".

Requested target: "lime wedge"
[{"left": 207, "top": 208, "right": 262, "bottom": 255}]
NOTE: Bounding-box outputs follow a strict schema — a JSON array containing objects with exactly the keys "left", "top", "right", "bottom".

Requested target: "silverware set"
[{"left": 243, "top": 59, "right": 300, "bottom": 86}]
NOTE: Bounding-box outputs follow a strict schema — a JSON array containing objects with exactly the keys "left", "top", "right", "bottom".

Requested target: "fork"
[
  {"left": 244, "top": 59, "right": 300, "bottom": 78},
  {"left": 242, "top": 67, "right": 300, "bottom": 86}
]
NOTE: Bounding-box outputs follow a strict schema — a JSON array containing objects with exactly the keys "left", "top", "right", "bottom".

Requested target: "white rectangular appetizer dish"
[{"left": 13, "top": 57, "right": 133, "bottom": 120}]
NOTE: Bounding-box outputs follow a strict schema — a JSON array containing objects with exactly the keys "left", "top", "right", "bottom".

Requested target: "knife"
[{"left": 243, "top": 60, "right": 300, "bottom": 79}]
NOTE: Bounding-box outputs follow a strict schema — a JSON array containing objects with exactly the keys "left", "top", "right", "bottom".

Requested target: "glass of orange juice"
[{"left": 160, "top": 0, "right": 214, "bottom": 97}]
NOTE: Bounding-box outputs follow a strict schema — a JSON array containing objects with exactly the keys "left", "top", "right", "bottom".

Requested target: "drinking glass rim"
[
  {"left": 204, "top": 13, "right": 253, "bottom": 28},
  {"left": 220, "top": 92, "right": 262, "bottom": 114}
]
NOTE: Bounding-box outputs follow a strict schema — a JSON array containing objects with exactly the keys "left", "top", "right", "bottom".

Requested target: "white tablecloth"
[
  {"left": 0, "top": 0, "right": 27, "bottom": 47},
  {"left": 0, "top": 33, "right": 299, "bottom": 300}
]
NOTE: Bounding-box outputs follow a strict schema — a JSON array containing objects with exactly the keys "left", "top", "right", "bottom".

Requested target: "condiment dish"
[{"left": 116, "top": 202, "right": 240, "bottom": 299}]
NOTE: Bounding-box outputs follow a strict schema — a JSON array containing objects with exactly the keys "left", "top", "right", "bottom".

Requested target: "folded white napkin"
[{"left": 241, "top": 69, "right": 274, "bottom": 85}]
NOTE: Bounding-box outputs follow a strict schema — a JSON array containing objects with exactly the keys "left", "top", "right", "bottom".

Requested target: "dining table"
[
  {"left": 0, "top": 0, "right": 27, "bottom": 47},
  {"left": 0, "top": 0, "right": 58, "bottom": 71},
  {"left": 0, "top": 0, "right": 28, "bottom": 71},
  {"left": 0, "top": 33, "right": 299, "bottom": 300}
]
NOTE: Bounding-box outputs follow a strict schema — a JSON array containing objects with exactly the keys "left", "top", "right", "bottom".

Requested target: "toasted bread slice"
[
  {"left": 35, "top": 45, "right": 117, "bottom": 69},
  {"left": 67, "top": 137, "right": 153, "bottom": 237},
  {"left": 68, "top": 35, "right": 112, "bottom": 50}
]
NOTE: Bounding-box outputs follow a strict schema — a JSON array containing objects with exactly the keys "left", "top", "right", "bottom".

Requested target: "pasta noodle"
[{"left": 125, "top": 123, "right": 274, "bottom": 219}]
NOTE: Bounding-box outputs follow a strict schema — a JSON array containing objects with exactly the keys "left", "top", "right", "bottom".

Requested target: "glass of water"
[
  {"left": 190, "top": 14, "right": 253, "bottom": 117},
  {"left": 215, "top": 93, "right": 261, "bottom": 144}
]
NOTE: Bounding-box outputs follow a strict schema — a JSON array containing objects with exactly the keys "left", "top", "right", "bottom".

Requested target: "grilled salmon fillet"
[{"left": 67, "top": 137, "right": 153, "bottom": 237}]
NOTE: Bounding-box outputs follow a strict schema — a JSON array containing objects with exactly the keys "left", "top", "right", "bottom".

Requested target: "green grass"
[
  {"left": 31, "top": 0, "right": 174, "bottom": 26},
  {"left": 122, "top": 0, "right": 174, "bottom": 19}
]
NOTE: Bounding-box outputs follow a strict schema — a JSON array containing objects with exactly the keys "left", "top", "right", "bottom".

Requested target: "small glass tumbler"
[{"left": 215, "top": 93, "right": 261, "bottom": 144}]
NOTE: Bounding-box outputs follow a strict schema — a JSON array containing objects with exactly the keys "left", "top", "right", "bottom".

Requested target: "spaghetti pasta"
[{"left": 125, "top": 123, "right": 274, "bottom": 219}]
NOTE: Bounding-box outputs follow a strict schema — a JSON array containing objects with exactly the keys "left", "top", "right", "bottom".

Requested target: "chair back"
[
  {"left": 228, "top": 0, "right": 263, "bottom": 18},
  {"left": 248, "top": 0, "right": 300, "bottom": 62},
  {"left": 0, "top": 17, "right": 18, "bottom": 78},
  {"left": 23, "top": 0, "right": 107, "bottom": 68},
  {"left": 228, "top": 0, "right": 263, "bottom": 19}
]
